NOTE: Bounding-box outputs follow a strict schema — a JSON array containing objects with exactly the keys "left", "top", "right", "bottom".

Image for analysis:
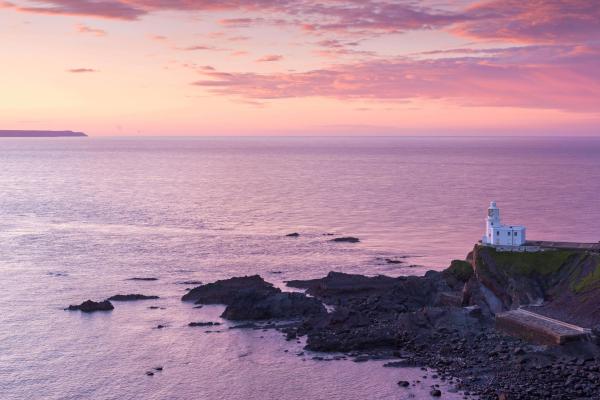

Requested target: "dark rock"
[
  {"left": 176, "top": 280, "right": 203, "bottom": 285},
  {"left": 127, "top": 277, "right": 158, "bottom": 281},
  {"left": 285, "top": 232, "right": 300, "bottom": 237},
  {"left": 330, "top": 236, "right": 360, "bottom": 243},
  {"left": 107, "top": 294, "right": 160, "bottom": 301},
  {"left": 221, "top": 292, "right": 326, "bottom": 320},
  {"left": 397, "top": 380, "right": 410, "bottom": 387},
  {"left": 443, "top": 260, "right": 474, "bottom": 287},
  {"left": 48, "top": 271, "right": 68, "bottom": 277},
  {"left": 154, "top": 367, "right": 163, "bottom": 371},
  {"left": 384, "top": 258, "right": 404, "bottom": 264},
  {"left": 181, "top": 275, "right": 279, "bottom": 304},
  {"left": 430, "top": 389, "right": 441, "bottom": 397},
  {"left": 514, "top": 347, "right": 526, "bottom": 355},
  {"left": 188, "top": 321, "right": 221, "bottom": 327},
  {"left": 66, "top": 300, "right": 114, "bottom": 313},
  {"left": 156, "top": 324, "right": 166, "bottom": 329},
  {"left": 229, "top": 322, "right": 259, "bottom": 329},
  {"left": 287, "top": 271, "right": 400, "bottom": 299}
]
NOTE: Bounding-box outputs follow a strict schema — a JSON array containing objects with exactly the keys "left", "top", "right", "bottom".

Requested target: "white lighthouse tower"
[{"left": 482, "top": 201, "right": 526, "bottom": 247}]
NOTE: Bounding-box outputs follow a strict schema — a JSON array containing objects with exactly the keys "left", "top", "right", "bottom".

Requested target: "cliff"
[
  {"left": 466, "top": 244, "right": 600, "bottom": 327},
  {"left": 0, "top": 130, "right": 87, "bottom": 137}
]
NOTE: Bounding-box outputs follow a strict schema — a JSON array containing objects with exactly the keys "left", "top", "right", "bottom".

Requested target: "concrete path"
[{"left": 495, "top": 309, "right": 591, "bottom": 345}]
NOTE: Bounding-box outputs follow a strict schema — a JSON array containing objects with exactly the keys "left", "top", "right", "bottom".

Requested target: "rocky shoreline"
[
  {"left": 65, "top": 244, "right": 600, "bottom": 398},
  {"left": 178, "top": 245, "right": 600, "bottom": 399}
]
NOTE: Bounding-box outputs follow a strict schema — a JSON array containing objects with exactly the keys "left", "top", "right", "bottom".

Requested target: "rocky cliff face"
[{"left": 465, "top": 245, "right": 600, "bottom": 327}]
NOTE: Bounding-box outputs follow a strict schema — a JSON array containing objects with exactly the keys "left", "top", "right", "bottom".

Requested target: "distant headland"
[{"left": 0, "top": 130, "right": 87, "bottom": 138}]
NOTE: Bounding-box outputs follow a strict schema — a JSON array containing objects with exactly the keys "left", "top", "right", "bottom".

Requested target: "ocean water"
[{"left": 1, "top": 136, "right": 599, "bottom": 400}]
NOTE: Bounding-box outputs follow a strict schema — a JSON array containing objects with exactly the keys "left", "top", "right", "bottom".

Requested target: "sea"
[{"left": 1, "top": 136, "right": 599, "bottom": 400}]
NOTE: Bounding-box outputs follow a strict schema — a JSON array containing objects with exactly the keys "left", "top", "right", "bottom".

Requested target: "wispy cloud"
[
  {"left": 67, "top": 68, "right": 96, "bottom": 73},
  {"left": 75, "top": 23, "right": 106, "bottom": 36},
  {"left": 256, "top": 54, "right": 283, "bottom": 62},
  {"left": 193, "top": 44, "right": 600, "bottom": 112}
]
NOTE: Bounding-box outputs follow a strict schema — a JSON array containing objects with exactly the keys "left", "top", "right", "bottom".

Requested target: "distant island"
[{"left": 0, "top": 130, "right": 87, "bottom": 138}]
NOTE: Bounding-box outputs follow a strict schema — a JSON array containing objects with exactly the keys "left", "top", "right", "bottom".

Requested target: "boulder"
[
  {"left": 181, "top": 275, "right": 280, "bottom": 304},
  {"left": 66, "top": 300, "right": 114, "bottom": 313},
  {"left": 189, "top": 321, "right": 221, "bottom": 327},
  {"left": 221, "top": 292, "right": 326, "bottom": 320},
  {"left": 330, "top": 237, "right": 360, "bottom": 243},
  {"left": 107, "top": 294, "right": 159, "bottom": 301},
  {"left": 126, "top": 277, "right": 158, "bottom": 281}
]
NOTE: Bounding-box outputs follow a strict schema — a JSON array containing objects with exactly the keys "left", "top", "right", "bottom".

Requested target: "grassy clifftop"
[{"left": 477, "top": 246, "right": 576, "bottom": 277}]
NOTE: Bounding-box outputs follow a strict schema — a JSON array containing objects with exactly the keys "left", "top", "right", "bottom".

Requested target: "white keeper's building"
[{"left": 482, "top": 201, "right": 526, "bottom": 247}]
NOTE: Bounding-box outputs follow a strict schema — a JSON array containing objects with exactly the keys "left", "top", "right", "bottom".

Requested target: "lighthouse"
[{"left": 482, "top": 201, "right": 526, "bottom": 247}]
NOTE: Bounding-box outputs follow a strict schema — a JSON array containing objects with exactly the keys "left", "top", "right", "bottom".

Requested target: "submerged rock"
[
  {"left": 285, "top": 232, "right": 300, "bottom": 237},
  {"left": 127, "top": 277, "right": 158, "bottom": 281},
  {"left": 384, "top": 258, "right": 403, "bottom": 264},
  {"left": 66, "top": 300, "right": 114, "bottom": 313},
  {"left": 330, "top": 236, "right": 360, "bottom": 243},
  {"left": 181, "top": 275, "right": 279, "bottom": 304},
  {"left": 107, "top": 294, "right": 160, "bottom": 301},
  {"left": 188, "top": 321, "right": 221, "bottom": 327}
]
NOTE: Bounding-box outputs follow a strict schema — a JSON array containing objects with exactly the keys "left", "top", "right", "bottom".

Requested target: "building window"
[
  {"left": 514, "top": 232, "right": 518, "bottom": 236},
  {"left": 496, "top": 231, "right": 500, "bottom": 235}
]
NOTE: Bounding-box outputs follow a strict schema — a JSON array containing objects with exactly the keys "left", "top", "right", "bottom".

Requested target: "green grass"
[
  {"left": 572, "top": 260, "right": 600, "bottom": 294},
  {"left": 482, "top": 246, "right": 575, "bottom": 277},
  {"left": 444, "top": 259, "right": 474, "bottom": 282}
]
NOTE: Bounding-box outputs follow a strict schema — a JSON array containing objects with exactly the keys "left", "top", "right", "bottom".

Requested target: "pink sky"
[{"left": 1, "top": 0, "right": 599, "bottom": 136}]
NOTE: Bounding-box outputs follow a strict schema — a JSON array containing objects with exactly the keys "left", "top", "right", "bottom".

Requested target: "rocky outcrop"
[
  {"left": 107, "top": 294, "right": 160, "bottom": 301},
  {"left": 287, "top": 272, "right": 400, "bottom": 300},
  {"left": 182, "top": 275, "right": 279, "bottom": 304},
  {"left": 172, "top": 251, "right": 600, "bottom": 399},
  {"left": 464, "top": 245, "right": 600, "bottom": 326},
  {"left": 66, "top": 300, "right": 114, "bottom": 312},
  {"left": 330, "top": 237, "right": 360, "bottom": 243},
  {"left": 222, "top": 292, "right": 326, "bottom": 320},
  {"left": 181, "top": 275, "right": 326, "bottom": 321},
  {"left": 287, "top": 270, "right": 459, "bottom": 308}
]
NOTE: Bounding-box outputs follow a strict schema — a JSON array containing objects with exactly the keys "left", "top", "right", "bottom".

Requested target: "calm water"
[{"left": 1, "top": 136, "right": 599, "bottom": 400}]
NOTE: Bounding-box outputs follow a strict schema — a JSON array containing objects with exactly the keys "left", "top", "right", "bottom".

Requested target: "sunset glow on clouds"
[{"left": 1, "top": 0, "right": 599, "bottom": 136}]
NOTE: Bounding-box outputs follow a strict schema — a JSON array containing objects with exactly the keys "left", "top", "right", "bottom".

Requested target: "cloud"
[
  {"left": 256, "top": 54, "right": 283, "bottom": 62},
  {"left": 3, "top": 1, "right": 460, "bottom": 34},
  {"left": 218, "top": 17, "right": 257, "bottom": 28},
  {"left": 455, "top": 0, "right": 600, "bottom": 43},
  {"left": 3, "top": 1, "right": 598, "bottom": 47},
  {"left": 4, "top": 0, "right": 145, "bottom": 20},
  {"left": 192, "top": 44, "right": 600, "bottom": 112},
  {"left": 149, "top": 34, "right": 167, "bottom": 41},
  {"left": 67, "top": 68, "right": 96, "bottom": 73},
  {"left": 180, "top": 44, "right": 228, "bottom": 52},
  {"left": 76, "top": 24, "right": 106, "bottom": 36}
]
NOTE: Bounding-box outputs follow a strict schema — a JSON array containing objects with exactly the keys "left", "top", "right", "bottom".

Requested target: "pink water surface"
[{"left": 1, "top": 136, "right": 599, "bottom": 399}]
